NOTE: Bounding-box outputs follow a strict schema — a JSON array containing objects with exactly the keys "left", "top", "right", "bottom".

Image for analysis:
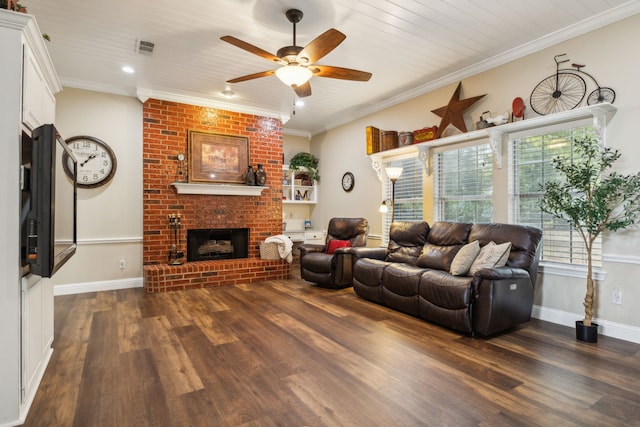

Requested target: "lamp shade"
[
  {"left": 385, "top": 167, "right": 403, "bottom": 181},
  {"left": 379, "top": 200, "right": 388, "bottom": 213},
  {"left": 275, "top": 65, "right": 312, "bottom": 87}
]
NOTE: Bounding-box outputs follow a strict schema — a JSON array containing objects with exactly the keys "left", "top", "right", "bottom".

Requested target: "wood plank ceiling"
[{"left": 23, "top": 0, "right": 639, "bottom": 135}]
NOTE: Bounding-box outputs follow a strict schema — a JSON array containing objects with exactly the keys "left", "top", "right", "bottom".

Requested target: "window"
[
  {"left": 382, "top": 157, "right": 423, "bottom": 243},
  {"left": 434, "top": 143, "right": 494, "bottom": 222},
  {"left": 508, "top": 124, "right": 601, "bottom": 266}
]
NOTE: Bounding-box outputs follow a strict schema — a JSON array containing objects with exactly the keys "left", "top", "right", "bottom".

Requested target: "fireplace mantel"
[{"left": 172, "top": 182, "right": 268, "bottom": 196}]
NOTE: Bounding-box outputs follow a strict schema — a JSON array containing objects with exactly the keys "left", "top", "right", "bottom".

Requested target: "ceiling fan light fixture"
[{"left": 275, "top": 65, "right": 312, "bottom": 87}]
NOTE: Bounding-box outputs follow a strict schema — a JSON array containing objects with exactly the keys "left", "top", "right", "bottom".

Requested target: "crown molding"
[{"left": 309, "top": 1, "right": 640, "bottom": 136}]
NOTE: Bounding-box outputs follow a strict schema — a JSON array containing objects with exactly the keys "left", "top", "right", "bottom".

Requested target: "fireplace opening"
[{"left": 187, "top": 228, "right": 249, "bottom": 262}]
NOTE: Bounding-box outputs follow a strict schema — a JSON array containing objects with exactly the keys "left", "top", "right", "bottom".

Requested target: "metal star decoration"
[{"left": 431, "top": 82, "right": 486, "bottom": 139}]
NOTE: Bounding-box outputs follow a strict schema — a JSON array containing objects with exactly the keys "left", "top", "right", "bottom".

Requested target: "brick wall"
[{"left": 142, "top": 99, "right": 289, "bottom": 292}]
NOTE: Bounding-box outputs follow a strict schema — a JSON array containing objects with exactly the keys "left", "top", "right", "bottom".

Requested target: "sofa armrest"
[
  {"left": 299, "top": 243, "right": 325, "bottom": 258},
  {"left": 331, "top": 248, "right": 355, "bottom": 286},
  {"left": 472, "top": 266, "right": 534, "bottom": 336},
  {"left": 472, "top": 266, "right": 531, "bottom": 281},
  {"left": 348, "top": 246, "right": 387, "bottom": 261}
]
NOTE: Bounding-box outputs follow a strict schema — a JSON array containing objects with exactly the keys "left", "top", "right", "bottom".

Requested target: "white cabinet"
[
  {"left": 22, "top": 43, "right": 56, "bottom": 129},
  {"left": 304, "top": 230, "right": 325, "bottom": 244},
  {"left": 282, "top": 165, "right": 318, "bottom": 204},
  {"left": 0, "top": 10, "right": 61, "bottom": 425},
  {"left": 21, "top": 275, "right": 54, "bottom": 405}
]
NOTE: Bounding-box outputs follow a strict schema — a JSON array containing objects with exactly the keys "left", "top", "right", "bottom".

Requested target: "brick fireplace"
[{"left": 142, "top": 99, "right": 289, "bottom": 292}]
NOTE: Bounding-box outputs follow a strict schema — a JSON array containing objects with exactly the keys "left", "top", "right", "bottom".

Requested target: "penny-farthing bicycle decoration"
[{"left": 529, "top": 54, "right": 615, "bottom": 116}]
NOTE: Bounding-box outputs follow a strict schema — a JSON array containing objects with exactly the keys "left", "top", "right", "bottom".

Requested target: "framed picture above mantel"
[{"left": 188, "top": 130, "right": 248, "bottom": 184}]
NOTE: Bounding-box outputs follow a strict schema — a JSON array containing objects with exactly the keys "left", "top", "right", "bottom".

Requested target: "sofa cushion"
[
  {"left": 449, "top": 240, "right": 481, "bottom": 276},
  {"left": 418, "top": 270, "right": 474, "bottom": 310},
  {"left": 427, "top": 221, "right": 473, "bottom": 245},
  {"left": 469, "top": 223, "right": 543, "bottom": 279},
  {"left": 386, "top": 221, "right": 430, "bottom": 264},
  {"left": 353, "top": 258, "right": 390, "bottom": 304},
  {"left": 416, "top": 243, "right": 460, "bottom": 270},
  {"left": 468, "top": 241, "right": 511, "bottom": 275},
  {"left": 381, "top": 264, "right": 426, "bottom": 316},
  {"left": 326, "top": 239, "right": 351, "bottom": 254},
  {"left": 415, "top": 221, "right": 472, "bottom": 270}
]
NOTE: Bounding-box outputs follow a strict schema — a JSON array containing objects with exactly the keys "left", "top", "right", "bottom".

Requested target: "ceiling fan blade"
[
  {"left": 227, "top": 70, "right": 276, "bottom": 83},
  {"left": 297, "top": 29, "right": 346, "bottom": 64},
  {"left": 293, "top": 81, "right": 312, "bottom": 98},
  {"left": 220, "top": 36, "right": 284, "bottom": 64},
  {"left": 310, "top": 65, "right": 372, "bottom": 81}
]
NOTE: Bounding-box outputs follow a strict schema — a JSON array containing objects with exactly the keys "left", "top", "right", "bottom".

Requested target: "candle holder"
[{"left": 168, "top": 213, "right": 184, "bottom": 265}]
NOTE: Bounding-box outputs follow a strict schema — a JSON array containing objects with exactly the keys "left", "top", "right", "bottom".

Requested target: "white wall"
[
  {"left": 52, "top": 88, "right": 143, "bottom": 294},
  {"left": 311, "top": 14, "right": 640, "bottom": 341}
]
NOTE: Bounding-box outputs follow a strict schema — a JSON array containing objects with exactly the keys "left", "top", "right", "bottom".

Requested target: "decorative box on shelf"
[{"left": 414, "top": 126, "right": 438, "bottom": 143}]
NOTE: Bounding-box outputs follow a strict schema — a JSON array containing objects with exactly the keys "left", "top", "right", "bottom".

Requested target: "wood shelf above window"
[
  {"left": 172, "top": 182, "right": 268, "bottom": 196},
  {"left": 369, "top": 103, "right": 617, "bottom": 178}
]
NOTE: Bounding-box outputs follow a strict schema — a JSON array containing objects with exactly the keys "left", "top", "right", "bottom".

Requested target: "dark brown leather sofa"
[
  {"left": 299, "top": 217, "right": 368, "bottom": 288},
  {"left": 350, "top": 221, "right": 543, "bottom": 336}
]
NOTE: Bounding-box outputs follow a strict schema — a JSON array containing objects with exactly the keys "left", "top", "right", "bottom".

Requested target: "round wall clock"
[
  {"left": 341, "top": 172, "right": 355, "bottom": 192},
  {"left": 63, "top": 135, "right": 117, "bottom": 188}
]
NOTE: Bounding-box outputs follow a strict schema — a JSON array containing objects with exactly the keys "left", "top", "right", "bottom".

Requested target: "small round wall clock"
[
  {"left": 63, "top": 135, "right": 117, "bottom": 188},
  {"left": 342, "top": 172, "right": 355, "bottom": 192}
]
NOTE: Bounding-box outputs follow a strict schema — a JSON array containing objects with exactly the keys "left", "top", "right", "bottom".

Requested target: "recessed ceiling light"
[
  {"left": 222, "top": 89, "right": 234, "bottom": 98},
  {"left": 295, "top": 100, "right": 305, "bottom": 107},
  {"left": 121, "top": 65, "right": 135, "bottom": 74}
]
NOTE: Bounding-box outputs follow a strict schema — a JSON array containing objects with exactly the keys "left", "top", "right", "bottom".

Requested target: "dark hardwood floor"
[{"left": 23, "top": 273, "right": 640, "bottom": 426}]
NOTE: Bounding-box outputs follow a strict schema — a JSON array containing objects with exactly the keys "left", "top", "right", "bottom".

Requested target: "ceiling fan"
[{"left": 221, "top": 9, "right": 372, "bottom": 98}]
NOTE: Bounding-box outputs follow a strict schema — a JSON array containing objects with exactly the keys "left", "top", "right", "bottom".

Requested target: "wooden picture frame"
[{"left": 188, "top": 130, "right": 249, "bottom": 184}]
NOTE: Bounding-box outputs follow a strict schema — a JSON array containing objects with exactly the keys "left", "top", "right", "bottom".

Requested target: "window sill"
[{"left": 539, "top": 262, "right": 606, "bottom": 281}]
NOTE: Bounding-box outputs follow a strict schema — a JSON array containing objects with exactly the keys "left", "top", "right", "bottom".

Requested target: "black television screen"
[{"left": 24, "top": 124, "right": 78, "bottom": 278}]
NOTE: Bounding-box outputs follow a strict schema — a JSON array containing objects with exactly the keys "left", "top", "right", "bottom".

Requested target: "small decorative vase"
[
  {"left": 575, "top": 320, "right": 598, "bottom": 343},
  {"left": 245, "top": 165, "right": 256, "bottom": 186},
  {"left": 255, "top": 164, "right": 267, "bottom": 186}
]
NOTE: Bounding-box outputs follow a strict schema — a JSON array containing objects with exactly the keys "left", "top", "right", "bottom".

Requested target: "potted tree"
[
  {"left": 540, "top": 136, "right": 640, "bottom": 342},
  {"left": 289, "top": 152, "right": 320, "bottom": 183}
]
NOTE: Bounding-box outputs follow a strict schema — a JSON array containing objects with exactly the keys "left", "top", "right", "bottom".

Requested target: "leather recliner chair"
[{"left": 299, "top": 217, "right": 368, "bottom": 288}]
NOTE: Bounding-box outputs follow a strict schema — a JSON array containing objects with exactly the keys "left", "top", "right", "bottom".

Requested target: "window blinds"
[
  {"left": 508, "top": 125, "right": 601, "bottom": 266},
  {"left": 434, "top": 144, "right": 494, "bottom": 223}
]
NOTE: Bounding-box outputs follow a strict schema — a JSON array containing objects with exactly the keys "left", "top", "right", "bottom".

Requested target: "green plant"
[
  {"left": 540, "top": 136, "right": 640, "bottom": 326},
  {"left": 289, "top": 152, "right": 320, "bottom": 182}
]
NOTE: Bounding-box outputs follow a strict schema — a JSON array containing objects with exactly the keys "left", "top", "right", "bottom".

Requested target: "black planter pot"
[{"left": 575, "top": 320, "right": 598, "bottom": 343}]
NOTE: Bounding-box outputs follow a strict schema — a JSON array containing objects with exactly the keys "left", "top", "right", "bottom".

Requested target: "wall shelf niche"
[{"left": 282, "top": 165, "right": 318, "bottom": 204}]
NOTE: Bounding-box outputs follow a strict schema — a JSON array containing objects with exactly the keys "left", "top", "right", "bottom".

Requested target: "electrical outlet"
[
  {"left": 612, "top": 287, "right": 622, "bottom": 305},
  {"left": 119, "top": 259, "right": 126, "bottom": 269}
]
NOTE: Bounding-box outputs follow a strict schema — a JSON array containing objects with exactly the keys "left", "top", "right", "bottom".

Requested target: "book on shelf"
[{"left": 366, "top": 126, "right": 380, "bottom": 155}]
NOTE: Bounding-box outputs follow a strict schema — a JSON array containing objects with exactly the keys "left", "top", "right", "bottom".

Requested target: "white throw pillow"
[
  {"left": 468, "top": 241, "right": 512, "bottom": 275},
  {"left": 449, "top": 240, "right": 481, "bottom": 276}
]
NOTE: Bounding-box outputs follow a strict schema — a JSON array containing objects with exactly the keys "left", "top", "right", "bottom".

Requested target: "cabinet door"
[
  {"left": 21, "top": 275, "right": 54, "bottom": 404},
  {"left": 22, "top": 44, "right": 56, "bottom": 129}
]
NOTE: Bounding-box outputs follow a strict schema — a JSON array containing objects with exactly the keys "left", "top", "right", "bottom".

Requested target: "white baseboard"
[
  {"left": 532, "top": 305, "right": 640, "bottom": 344},
  {"left": 54, "top": 277, "right": 143, "bottom": 296}
]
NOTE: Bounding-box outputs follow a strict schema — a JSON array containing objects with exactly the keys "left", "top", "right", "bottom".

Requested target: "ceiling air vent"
[{"left": 136, "top": 40, "right": 155, "bottom": 55}]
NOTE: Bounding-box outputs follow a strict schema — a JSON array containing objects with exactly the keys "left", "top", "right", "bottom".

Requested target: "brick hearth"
[{"left": 142, "top": 99, "right": 289, "bottom": 292}]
